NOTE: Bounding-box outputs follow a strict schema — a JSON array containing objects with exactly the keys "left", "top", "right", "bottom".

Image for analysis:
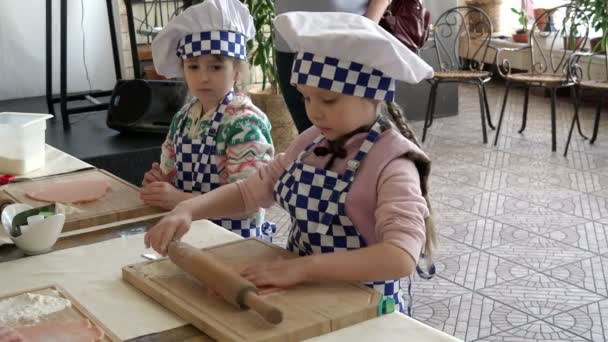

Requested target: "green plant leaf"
[{"left": 242, "top": 0, "right": 279, "bottom": 91}]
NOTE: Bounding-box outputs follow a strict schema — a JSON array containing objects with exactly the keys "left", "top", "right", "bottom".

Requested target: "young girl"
[
  {"left": 140, "top": 0, "right": 275, "bottom": 239},
  {"left": 145, "top": 11, "right": 436, "bottom": 316}
]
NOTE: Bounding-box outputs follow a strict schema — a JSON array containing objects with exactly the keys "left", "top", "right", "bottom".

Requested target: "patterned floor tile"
[
  {"left": 423, "top": 137, "right": 473, "bottom": 154},
  {"left": 547, "top": 194, "right": 608, "bottom": 220},
  {"left": 569, "top": 136, "right": 608, "bottom": 157},
  {"left": 501, "top": 156, "right": 580, "bottom": 186},
  {"left": 499, "top": 137, "right": 565, "bottom": 161},
  {"left": 547, "top": 222, "right": 608, "bottom": 255},
  {"left": 593, "top": 188, "right": 608, "bottom": 199},
  {"left": 437, "top": 191, "right": 534, "bottom": 218},
  {"left": 440, "top": 219, "right": 533, "bottom": 250},
  {"left": 565, "top": 172, "right": 608, "bottom": 193},
  {"left": 429, "top": 146, "right": 497, "bottom": 169},
  {"left": 430, "top": 175, "right": 486, "bottom": 197},
  {"left": 478, "top": 273, "right": 603, "bottom": 319},
  {"left": 549, "top": 298, "right": 608, "bottom": 342},
  {"left": 476, "top": 320, "right": 589, "bottom": 341},
  {"left": 432, "top": 161, "right": 531, "bottom": 191},
  {"left": 433, "top": 202, "right": 483, "bottom": 228},
  {"left": 432, "top": 155, "right": 473, "bottom": 170},
  {"left": 495, "top": 181, "right": 583, "bottom": 207},
  {"left": 477, "top": 150, "right": 519, "bottom": 170},
  {"left": 485, "top": 236, "right": 594, "bottom": 272},
  {"left": 412, "top": 274, "right": 472, "bottom": 308},
  {"left": 496, "top": 154, "right": 538, "bottom": 171},
  {"left": 525, "top": 168, "right": 608, "bottom": 193},
  {"left": 432, "top": 125, "right": 490, "bottom": 144},
  {"left": 558, "top": 150, "right": 603, "bottom": 170},
  {"left": 547, "top": 256, "right": 608, "bottom": 297},
  {"left": 435, "top": 251, "right": 533, "bottom": 290},
  {"left": 414, "top": 292, "right": 535, "bottom": 342},
  {"left": 594, "top": 166, "right": 608, "bottom": 178},
  {"left": 490, "top": 206, "right": 588, "bottom": 235},
  {"left": 434, "top": 235, "right": 478, "bottom": 261}
]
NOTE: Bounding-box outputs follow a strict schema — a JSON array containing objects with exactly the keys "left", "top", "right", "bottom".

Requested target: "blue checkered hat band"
[
  {"left": 176, "top": 31, "right": 247, "bottom": 60},
  {"left": 290, "top": 52, "right": 396, "bottom": 101}
]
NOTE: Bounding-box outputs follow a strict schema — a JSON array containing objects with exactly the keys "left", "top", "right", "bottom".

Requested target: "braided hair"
[{"left": 380, "top": 101, "right": 436, "bottom": 265}]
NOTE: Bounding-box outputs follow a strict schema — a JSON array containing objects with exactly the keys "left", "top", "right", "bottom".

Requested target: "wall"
[{"left": 0, "top": 0, "right": 122, "bottom": 101}]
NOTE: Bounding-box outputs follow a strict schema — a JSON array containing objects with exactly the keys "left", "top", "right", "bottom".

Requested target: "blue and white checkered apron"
[
  {"left": 273, "top": 121, "right": 414, "bottom": 315},
  {"left": 175, "top": 91, "right": 274, "bottom": 239}
]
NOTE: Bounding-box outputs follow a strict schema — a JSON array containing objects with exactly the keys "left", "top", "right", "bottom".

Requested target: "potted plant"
[
  {"left": 511, "top": 7, "right": 529, "bottom": 43},
  {"left": 582, "top": 0, "right": 608, "bottom": 53},
  {"left": 562, "top": 4, "right": 587, "bottom": 51},
  {"left": 241, "top": 0, "right": 297, "bottom": 152}
]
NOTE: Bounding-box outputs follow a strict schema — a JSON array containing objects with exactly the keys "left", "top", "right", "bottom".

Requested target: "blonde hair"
[{"left": 380, "top": 101, "right": 436, "bottom": 264}]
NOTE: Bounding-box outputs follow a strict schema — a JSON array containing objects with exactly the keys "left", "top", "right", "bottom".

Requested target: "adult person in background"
[{"left": 274, "top": 0, "right": 392, "bottom": 133}]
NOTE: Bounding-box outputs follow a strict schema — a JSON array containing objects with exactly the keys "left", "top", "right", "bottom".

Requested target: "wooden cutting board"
[
  {"left": 123, "top": 238, "right": 382, "bottom": 342},
  {"left": 0, "top": 169, "right": 165, "bottom": 232},
  {"left": 0, "top": 284, "right": 119, "bottom": 341}
]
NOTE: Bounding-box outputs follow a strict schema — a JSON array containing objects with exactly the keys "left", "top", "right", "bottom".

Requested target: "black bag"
[{"left": 379, "top": 0, "right": 432, "bottom": 52}]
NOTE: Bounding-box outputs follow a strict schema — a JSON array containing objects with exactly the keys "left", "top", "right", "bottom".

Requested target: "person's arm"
[
  {"left": 160, "top": 103, "right": 189, "bottom": 179},
  {"left": 241, "top": 242, "right": 414, "bottom": 288},
  {"left": 145, "top": 152, "right": 289, "bottom": 255},
  {"left": 144, "top": 127, "right": 317, "bottom": 254},
  {"left": 365, "top": 0, "right": 392, "bottom": 23},
  {"left": 140, "top": 118, "right": 194, "bottom": 209},
  {"left": 241, "top": 158, "right": 427, "bottom": 287},
  {"left": 221, "top": 108, "right": 274, "bottom": 183}
]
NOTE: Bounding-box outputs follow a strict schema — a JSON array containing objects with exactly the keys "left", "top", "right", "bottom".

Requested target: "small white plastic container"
[{"left": 0, "top": 112, "right": 53, "bottom": 175}]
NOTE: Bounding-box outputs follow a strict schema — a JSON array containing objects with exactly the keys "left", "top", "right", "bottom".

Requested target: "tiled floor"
[{"left": 265, "top": 83, "right": 608, "bottom": 341}]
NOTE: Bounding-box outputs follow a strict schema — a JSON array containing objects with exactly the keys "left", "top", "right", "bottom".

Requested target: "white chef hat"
[
  {"left": 273, "top": 12, "right": 434, "bottom": 102},
  {"left": 152, "top": 0, "right": 255, "bottom": 78}
]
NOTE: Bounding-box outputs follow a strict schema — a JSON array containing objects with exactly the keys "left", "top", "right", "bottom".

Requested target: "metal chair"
[
  {"left": 564, "top": 38, "right": 608, "bottom": 156},
  {"left": 492, "top": 4, "right": 590, "bottom": 152},
  {"left": 421, "top": 6, "right": 495, "bottom": 144}
]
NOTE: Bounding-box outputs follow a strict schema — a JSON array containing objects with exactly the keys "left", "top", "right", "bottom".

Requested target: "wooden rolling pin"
[{"left": 168, "top": 241, "right": 283, "bottom": 324}]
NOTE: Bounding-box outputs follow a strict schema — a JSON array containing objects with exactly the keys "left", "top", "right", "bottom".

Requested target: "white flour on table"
[{"left": 0, "top": 291, "right": 71, "bottom": 326}]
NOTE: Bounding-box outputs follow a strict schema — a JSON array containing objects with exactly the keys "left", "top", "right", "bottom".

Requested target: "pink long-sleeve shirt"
[{"left": 236, "top": 126, "right": 429, "bottom": 264}]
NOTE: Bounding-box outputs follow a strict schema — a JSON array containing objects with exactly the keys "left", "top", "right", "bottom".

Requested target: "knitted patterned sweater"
[{"left": 160, "top": 94, "right": 274, "bottom": 186}]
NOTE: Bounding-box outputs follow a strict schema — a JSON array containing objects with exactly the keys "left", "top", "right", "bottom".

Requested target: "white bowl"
[{"left": 1, "top": 203, "right": 65, "bottom": 255}]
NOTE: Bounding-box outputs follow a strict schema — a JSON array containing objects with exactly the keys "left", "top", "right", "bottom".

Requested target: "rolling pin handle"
[{"left": 243, "top": 290, "right": 283, "bottom": 325}]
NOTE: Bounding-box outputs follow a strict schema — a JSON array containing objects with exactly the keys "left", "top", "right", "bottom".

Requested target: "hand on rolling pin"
[
  {"left": 144, "top": 209, "right": 192, "bottom": 256},
  {"left": 142, "top": 162, "right": 175, "bottom": 186},
  {"left": 140, "top": 181, "right": 186, "bottom": 210},
  {"left": 0, "top": 327, "right": 24, "bottom": 342},
  {"left": 241, "top": 257, "right": 310, "bottom": 289}
]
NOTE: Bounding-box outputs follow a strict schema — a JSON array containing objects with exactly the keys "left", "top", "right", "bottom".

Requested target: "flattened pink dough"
[{"left": 26, "top": 180, "right": 110, "bottom": 204}]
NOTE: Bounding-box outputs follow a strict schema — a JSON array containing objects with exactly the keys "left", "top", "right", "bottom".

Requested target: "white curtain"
[{"left": 0, "top": 0, "right": 121, "bottom": 102}]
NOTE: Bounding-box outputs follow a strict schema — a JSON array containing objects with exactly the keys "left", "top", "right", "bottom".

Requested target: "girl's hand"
[
  {"left": 140, "top": 181, "right": 185, "bottom": 210},
  {"left": 144, "top": 208, "right": 192, "bottom": 256},
  {"left": 0, "top": 327, "right": 24, "bottom": 342},
  {"left": 240, "top": 257, "right": 310, "bottom": 288},
  {"left": 142, "top": 163, "right": 175, "bottom": 186}
]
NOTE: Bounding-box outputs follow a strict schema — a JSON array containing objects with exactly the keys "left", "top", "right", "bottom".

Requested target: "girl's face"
[
  {"left": 297, "top": 85, "right": 378, "bottom": 140},
  {"left": 183, "top": 55, "right": 239, "bottom": 109}
]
